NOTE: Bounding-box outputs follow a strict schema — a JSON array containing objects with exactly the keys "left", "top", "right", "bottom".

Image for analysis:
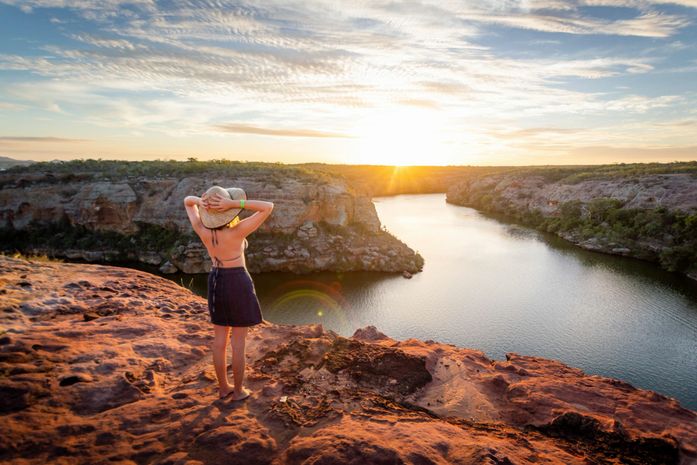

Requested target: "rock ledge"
[{"left": 1, "top": 256, "right": 695, "bottom": 465}]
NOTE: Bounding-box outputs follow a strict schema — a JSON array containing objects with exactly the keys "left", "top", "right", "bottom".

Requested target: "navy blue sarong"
[{"left": 207, "top": 266, "right": 263, "bottom": 327}]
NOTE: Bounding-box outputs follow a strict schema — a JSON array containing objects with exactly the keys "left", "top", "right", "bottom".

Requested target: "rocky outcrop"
[
  {"left": 447, "top": 171, "right": 697, "bottom": 279},
  {"left": 448, "top": 172, "right": 697, "bottom": 215},
  {"left": 0, "top": 156, "right": 34, "bottom": 171},
  {"left": 1, "top": 256, "right": 695, "bottom": 465},
  {"left": 0, "top": 161, "right": 423, "bottom": 274}
]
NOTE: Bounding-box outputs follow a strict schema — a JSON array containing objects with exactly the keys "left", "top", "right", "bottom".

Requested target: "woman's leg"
[
  {"left": 230, "top": 326, "right": 251, "bottom": 399},
  {"left": 212, "top": 324, "right": 233, "bottom": 397}
]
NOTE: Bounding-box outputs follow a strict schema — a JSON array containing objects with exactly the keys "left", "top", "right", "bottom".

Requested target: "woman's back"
[
  {"left": 200, "top": 226, "right": 248, "bottom": 269},
  {"left": 183, "top": 190, "right": 274, "bottom": 400},
  {"left": 188, "top": 196, "right": 275, "bottom": 270}
]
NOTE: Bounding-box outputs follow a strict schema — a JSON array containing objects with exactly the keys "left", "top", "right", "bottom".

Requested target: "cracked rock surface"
[{"left": 1, "top": 255, "right": 695, "bottom": 465}]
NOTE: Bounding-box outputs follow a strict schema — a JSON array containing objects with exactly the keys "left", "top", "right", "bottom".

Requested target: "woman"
[{"left": 183, "top": 186, "right": 274, "bottom": 401}]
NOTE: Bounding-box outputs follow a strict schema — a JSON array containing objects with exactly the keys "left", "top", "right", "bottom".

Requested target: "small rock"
[
  {"left": 159, "top": 261, "right": 178, "bottom": 274},
  {"left": 83, "top": 312, "right": 100, "bottom": 322},
  {"left": 612, "top": 247, "right": 631, "bottom": 254}
]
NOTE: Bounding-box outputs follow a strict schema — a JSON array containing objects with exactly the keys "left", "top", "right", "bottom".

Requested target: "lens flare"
[{"left": 267, "top": 278, "right": 352, "bottom": 326}]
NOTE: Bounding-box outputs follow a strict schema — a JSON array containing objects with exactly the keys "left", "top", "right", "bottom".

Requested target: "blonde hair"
[{"left": 214, "top": 216, "right": 241, "bottom": 230}]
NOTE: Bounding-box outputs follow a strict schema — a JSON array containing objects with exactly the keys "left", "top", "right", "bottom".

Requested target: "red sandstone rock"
[{"left": 0, "top": 255, "right": 695, "bottom": 465}]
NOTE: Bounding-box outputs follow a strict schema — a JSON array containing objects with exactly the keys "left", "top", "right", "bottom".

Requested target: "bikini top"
[{"left": 210, "top": 228, "right": 247, "bottom": 268}]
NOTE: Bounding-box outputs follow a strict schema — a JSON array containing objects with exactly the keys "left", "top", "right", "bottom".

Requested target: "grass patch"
[{"left": 0, "top": 251, "right": 64, "bottom": 262}]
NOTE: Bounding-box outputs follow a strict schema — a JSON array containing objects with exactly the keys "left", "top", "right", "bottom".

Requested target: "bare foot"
[
  {"left": 230, "top": 386, "right": 252, "bottom": 401},
  {"left": 219, "top": 385, "right": 235, "bottom": 399}
]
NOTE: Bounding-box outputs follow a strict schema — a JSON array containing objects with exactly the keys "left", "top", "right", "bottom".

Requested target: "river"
[{"left": 162, "top": 193, "right": 697, "bottom": 410}]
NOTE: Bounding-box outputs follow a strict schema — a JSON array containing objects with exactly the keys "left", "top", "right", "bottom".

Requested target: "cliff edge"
[
  {"left": 1, "top": 255, "right": 695, "bottom": 465},
  {"left": 0, "top": 160, "right": 424, "bottom": 274},
  {"left": 447, "top": 166, "right": 697, "bottom": 280}
]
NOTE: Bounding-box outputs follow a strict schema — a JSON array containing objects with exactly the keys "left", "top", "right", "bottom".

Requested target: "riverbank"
[
  {"left": 0, "top": 159, "right": 423, "bottom": 274},
  {"left": 445, "top": 163, "right": 697, "bottom": 281},
  {"left": 1, "top": 255, "right": 695, "bottom": 464}
]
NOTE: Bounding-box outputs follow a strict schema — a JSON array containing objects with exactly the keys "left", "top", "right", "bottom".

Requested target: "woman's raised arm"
[
  {"left": 236, "top": 200, "right": 274, "bottom": 236},
  {"left": 183, "top": 195, "right": 205, "bottom": 234},
  {"left": 204, "top": 193, "right": 274, "bottom": 235}
]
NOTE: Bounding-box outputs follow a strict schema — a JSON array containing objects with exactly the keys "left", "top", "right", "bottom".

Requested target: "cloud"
[
  {"left": 397, "top": 98, "right": 440, "bottom": 109},
  {"left": 457, "top": 10, "right": 691, "bottom": 38},
  {"left": 0, "top": 136, "right": 87, "bottom": 143},
  {"left": 0, "top": 101, "right": 23, "bottom": 110},
  {"left": 0, "top": 0, "right": 695, "bottom": 164},
  {"left": 0, "top": 0, "right": 156, "bottom": 16},
  {"left": 493, "top": 127, "right": 582, "bottom": 139},
  {"left": 655, "top": 119, "right": 697, "bottom": 127},
  {"left": 0, "top": 137, "right": 89, "bottom": 152},
  {"left": 71, "top": 34, "right": 141, "bottom": 50},
  {"left": 569, "top": 144, "right": 697, "bottom": 161},
  {"left": 214, "top": 123, "right": 351, "bottom": 138}
]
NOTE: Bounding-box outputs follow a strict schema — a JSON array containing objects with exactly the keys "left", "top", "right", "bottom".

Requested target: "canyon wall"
[
  {"left": 447, "top": 169, "right": 697, "bottom": 279},
  {"left": 0, "top": 161, "right": 423, "bottom": 274}
]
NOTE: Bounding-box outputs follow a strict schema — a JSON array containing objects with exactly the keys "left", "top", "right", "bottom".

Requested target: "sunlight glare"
[{"left": 353, "top": 107, "right": 451, "bottom": 166}]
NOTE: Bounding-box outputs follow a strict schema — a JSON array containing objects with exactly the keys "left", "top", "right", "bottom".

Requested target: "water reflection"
[
  {"left": 146, "top": 193, "right": 697, "bottom": 410},
  {"left": 161, "top": 268, "right": 401, "bottom": 334}
]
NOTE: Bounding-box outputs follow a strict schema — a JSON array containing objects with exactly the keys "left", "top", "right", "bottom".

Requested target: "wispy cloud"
[
  {"left": 214, "top": 123, "right": 351, "bottom": 138},
  {"left": 493, "top": 127, "right": 582, "bottom": 139},
  {"left": 0, "top": 0, "right": 695, "bottom": 164},
  {"left": 0, "top": 136, "right": 87, "bottom": 143},
  {"left": 456, "top": 10, "right": 691, "bottom": 38},
  {"left": 0, "top": 101, "right": 23, "bottom": 110}
]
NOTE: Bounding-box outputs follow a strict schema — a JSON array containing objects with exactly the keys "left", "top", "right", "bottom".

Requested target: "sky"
[{"left": 0, "top": 0, "right": 696, "bottom": 166}]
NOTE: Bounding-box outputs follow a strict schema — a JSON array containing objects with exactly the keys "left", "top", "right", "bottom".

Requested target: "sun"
[{"left": 352, "top": 107, "right": 451, "bottom": 166}]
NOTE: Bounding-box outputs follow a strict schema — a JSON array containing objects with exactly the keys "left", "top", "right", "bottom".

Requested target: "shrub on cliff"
[
  {"left": 4, "top": 158, "right": 335, "bottom": 185},
  {"left": 494, "top": 196, "right": 696, "bottom": 274},
  {"left": 511, "top": 161, "right": 697, "bottom": 184},
  {"left": 0, "top": 219, "right": 194, "bottom": 259}
]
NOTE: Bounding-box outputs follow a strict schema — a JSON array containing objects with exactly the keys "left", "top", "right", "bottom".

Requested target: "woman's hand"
[{"left": 203, "top": 192, "right": 233, "bottom": 212}]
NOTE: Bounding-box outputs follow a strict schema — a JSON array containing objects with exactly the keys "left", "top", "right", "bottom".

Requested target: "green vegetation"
[
  {"left": 0, "top": 218, "right": 195, "bottom": 259},
  {"left": 501, "top": 161, "right": 697, "bottom": 184},
  {"left": 298, "top": 163, "right": 508, "bottom": 196},
  {"left": 487, "top": 197, "right": 697, "bottom": 273},
  {"left": 448, "top": 161, "right": 697, "bottom": 276},
  {"left": 4, "top": 158, "right": 336, "bottom": 186},
  {"left": 0, "top": 251, "right": 63, "bottom": 262}
]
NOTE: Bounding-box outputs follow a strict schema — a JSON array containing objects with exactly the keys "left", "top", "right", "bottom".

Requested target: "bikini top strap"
[
  {"left": 211, "top": 229, "right": 220, "bottom": 268},
  {"left": 210, "top": 229, "right": 244, "bottom": 267},
  {"left": 211, "top": 228, "right": 218, "bottom": 247}
]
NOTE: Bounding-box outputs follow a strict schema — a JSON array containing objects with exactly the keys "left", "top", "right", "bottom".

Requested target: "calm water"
[{"left": 162, "top": 193, "right": 697, "bottom": 410}]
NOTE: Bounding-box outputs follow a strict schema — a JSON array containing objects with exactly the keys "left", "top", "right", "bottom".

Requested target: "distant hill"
[
  {"left": 0, "top": 156, "right": 35, "bottom": 170},
  {"left": 295, "top": 163, "right": 508, "bottom": 196}
]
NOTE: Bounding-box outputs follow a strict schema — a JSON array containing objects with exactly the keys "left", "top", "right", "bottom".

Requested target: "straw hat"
[{"left": 199, "top": 186, "right": 247, "bottom": 229}]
